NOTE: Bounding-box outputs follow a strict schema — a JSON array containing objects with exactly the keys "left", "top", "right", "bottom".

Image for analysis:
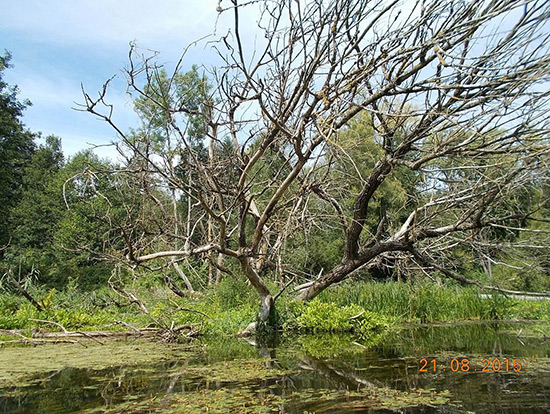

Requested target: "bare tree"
[{"left": 76, "top": 0, "right": 550, "bottom": 325}]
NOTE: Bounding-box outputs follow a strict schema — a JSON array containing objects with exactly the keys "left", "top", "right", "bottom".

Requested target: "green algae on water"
[{"left": 0, "top": 339, "right": 194, "bottom": 387}]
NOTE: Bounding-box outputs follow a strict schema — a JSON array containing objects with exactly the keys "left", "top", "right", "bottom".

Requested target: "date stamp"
[{"left": 419, "top": 357, "right": 522, "bottom": 373}]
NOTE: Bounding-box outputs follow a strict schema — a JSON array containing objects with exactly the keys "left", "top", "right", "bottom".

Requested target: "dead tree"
[{"left": 76, "top": 0, "right": 550, "bottom": 324}]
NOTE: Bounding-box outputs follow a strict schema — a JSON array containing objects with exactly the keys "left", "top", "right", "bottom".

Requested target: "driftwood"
[
  {"left": 0, "top": 338, "right": 79, "bottom": 346},
  {"left": 0, "top": 329, "right": 157, "bottom": 347},
  {"left": 0, "top": 328, "right": 150, "bottom": 348},
  {"left": 0, "top": 318, "right": 198, "bottom": 347},
  {"left": 32, "top": 329, "right": 158, "bottom": 339}
]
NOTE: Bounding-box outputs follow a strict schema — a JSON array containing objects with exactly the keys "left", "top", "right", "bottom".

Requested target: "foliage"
[
  {"left": 289, "top": 298, "right": 389, "bottom": 336},
  {"left": 53, "top": 150, "right": 133, "bottom": 288},
  {"left": 7, "top": 136, "right": 64, "bottom": 278},
  {"left": 133, "top": 65, "right": 211, "bottom": 145},
  {"left": 0, "top": 288, "right": 115, "bottom": 330},
  {"left": 0, "top": 279, "right": 548, "bottom": 339},
  {"left": 209, "top": 277, "right": 257, "bottom": 311},
  {"left": 491, "top": 262, "right": 550, "bottom": 293},
  {"left": 317, "top": 279, "right": 550, "bottom": 323},
  {"left": 0, "top": 51, "right": 35, "bottom": 247}
]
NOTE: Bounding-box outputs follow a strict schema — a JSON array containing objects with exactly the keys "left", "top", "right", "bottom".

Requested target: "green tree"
[
  {"left": 9, "top": 136, "right": 65, "bottom": 286},
  {"left": 0, "top": 51, "right": 36, "bottom": 247},
  {"left": 54, "top": 150, "right": 119, "bottom": 289},
  {"left": 12, "top": 136, "right": 64, "bottom": 248}
]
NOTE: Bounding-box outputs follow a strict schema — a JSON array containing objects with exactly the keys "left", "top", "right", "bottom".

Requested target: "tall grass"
[{"left": 316, "top": 280, "right": 549, "bottom": 323}]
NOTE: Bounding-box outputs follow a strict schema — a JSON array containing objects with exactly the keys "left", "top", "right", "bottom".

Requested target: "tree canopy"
[{"left": 0, "top": 51, "right": 36, "bottom": 247}]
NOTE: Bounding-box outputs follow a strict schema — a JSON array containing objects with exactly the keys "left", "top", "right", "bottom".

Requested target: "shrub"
[{"left": 293, "top": 299, "right": 388, "bottom": 336}]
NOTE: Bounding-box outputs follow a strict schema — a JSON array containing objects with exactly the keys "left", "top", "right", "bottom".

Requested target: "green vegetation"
[
  {"left": 1, "top": 278, "right": 548, "bottom": 341},
  {"left": 315, "top": 280, "right": 550, "bottom": 323},
  {"left": 283, "top": 298, "right": 389, "bottom": 337}
]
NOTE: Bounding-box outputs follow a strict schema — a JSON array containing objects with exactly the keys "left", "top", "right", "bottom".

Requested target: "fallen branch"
[
  {"left": 168, "top": 299, "right": 212, "bottom": 319},
  {"left": 0, "top": 338, "right": 78, "bottom": 346},
  {"left": 274, "top": 276, "right": 296, "bottom": 302},
  {"left": 350, "top": 310, "right": 365, "bottom": 320},
  {"left": 109, "top": 283, "right": 150, "bottom": 314},
  {"left": 0, "top": 327, "right": 80, "bottom": 347},
  {"left": 109, "top": 320, "right": 143, "bottom": 334},
  {"left": 410, "top": 248, "right": 550, "bottom": 298},
  {"left": 0, "top": 327, "right": 159, "bottom": 342},
  {"left": 294, "top": 269, "right": 324, "bottom": 292},
  {"left": 29, "top": 319, "right": 105, "bottom": 345},
  {"left": 1, "top": 267, "right": 43, "bottom": 311},
  {"left": 29, "top": 318, "right": 69, "bottom": 333}
]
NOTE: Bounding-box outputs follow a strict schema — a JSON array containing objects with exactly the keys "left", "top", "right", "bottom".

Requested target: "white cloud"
[
  {"left": 2, "top": 1, "right": 219, "bottom": 50},
  {"left": 1, "top": 0, "right": 265, "bottom": 158}
]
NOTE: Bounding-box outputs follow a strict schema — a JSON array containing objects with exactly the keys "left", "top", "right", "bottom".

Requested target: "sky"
[
  {"left": 3, "top": 1, "right": 542, "bottom": 161},
  {"left": 0, "top": 0, "right": 241, "bottom": 159}
]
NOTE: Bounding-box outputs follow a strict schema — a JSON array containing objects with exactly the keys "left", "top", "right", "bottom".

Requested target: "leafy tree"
[
  {"left": 8, "top": 136, "right": 65, "bottom": 286},
  {"left": 53, "top": 150, "right": 120, "bottom": 289},
  {"left": 12, "top": 136, "right": 64, "bottom": 248},
  {"left": 133, "top": 65, "right": 211, "bottom": 146},
  {"left": 0, "top": 51, "right": 35, "bottom": 247}
]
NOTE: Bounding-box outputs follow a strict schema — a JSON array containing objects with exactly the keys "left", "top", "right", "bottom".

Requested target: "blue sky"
[{"left": 0, "top": 0, "right": 238, "bottom": 159}]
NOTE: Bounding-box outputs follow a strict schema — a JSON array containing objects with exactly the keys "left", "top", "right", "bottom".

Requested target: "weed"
[{"left": 1, "top": 279, "right": 547, "bottom": 337}]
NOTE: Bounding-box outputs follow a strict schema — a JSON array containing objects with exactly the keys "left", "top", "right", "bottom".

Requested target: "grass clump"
[
  {"left": 283, "top": 298, "right": 389, "bottom": 337},
  {"left": 317, "top": 280, "right": 550, "bottom": 323}
]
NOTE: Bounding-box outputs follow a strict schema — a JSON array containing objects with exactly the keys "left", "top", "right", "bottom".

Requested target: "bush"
[
  {"left": 292, "top": 299, "right": 388, "bottom": 336},
  {"left": 0, "top": 294, "right": 25, "bottom": 314}
]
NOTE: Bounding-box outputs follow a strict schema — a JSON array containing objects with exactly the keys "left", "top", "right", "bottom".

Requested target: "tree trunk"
[
  {"left": 294, "top": 261, "right": 358, "bottom": 302},
  {"left": 259, "top": 294, "right": 274, "bottom": 323},
  {"left": 171, "top": 259, "right": 194, "bottom": 293},
  {"left": 215, "top": 252, "right": 225, "bottom": 284},
  {"left": 238, "top": 256, "right": 276, "bottom": 324},
  {"left": 207, "top": 217, "right": 214, "bottom": 285}
]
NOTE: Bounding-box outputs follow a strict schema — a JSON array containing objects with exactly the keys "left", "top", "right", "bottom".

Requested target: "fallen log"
[{"left": 0, "top": 318, "right": 199, "bottom": 346}]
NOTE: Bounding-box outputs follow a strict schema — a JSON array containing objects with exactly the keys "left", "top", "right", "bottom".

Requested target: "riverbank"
[{"left": 1, "top": 279, "right": 549, "bottom": 342}]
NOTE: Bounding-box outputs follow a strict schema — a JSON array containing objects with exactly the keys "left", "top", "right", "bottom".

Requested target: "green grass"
[
  {"left": 0, "top": 279, "right": 548, "bottom": 339},
  {"left": 316, "top": 280, "right": 550, "bottom": 323}
]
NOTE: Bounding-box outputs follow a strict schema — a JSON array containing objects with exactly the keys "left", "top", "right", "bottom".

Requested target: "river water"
[{"left": 1, "top": 321, "right": 549, "bottom": 413}]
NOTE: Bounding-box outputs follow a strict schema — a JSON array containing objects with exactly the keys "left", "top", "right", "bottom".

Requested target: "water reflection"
[{"left": 1, "top": 322, "right": 549, "bottom": 413}]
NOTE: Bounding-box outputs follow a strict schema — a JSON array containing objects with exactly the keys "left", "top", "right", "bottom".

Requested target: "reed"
[{"left": 316, "top": 280, "right": 546, "bottom": 323}]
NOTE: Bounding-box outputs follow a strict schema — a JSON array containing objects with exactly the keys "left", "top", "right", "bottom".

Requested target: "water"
[{"left": 1, "top": 322, "right": 549, "bottom": 413}]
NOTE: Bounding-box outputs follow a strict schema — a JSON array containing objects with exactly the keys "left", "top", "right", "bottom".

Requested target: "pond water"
[{"left": 1, "top": 322, "right": 549, "bottom": 413}]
